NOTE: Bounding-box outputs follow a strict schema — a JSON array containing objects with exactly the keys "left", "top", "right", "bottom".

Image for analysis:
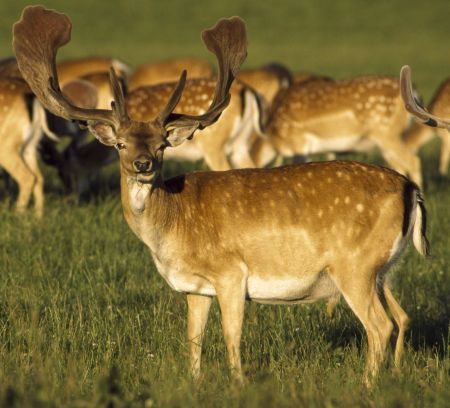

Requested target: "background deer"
[
  {"left": 0, "top": 77, "right": 46, "bottom": 216},
  {"left": 402, "top": 76, "right": 450, "bottom": 176},
  {"left": 14, "top": 6, "right": 429, "bottom": 386},
  {"left": 246, "top": 75, "right": 423, "bottom": 186},
  {"left": 127, "top": 77, "right": 263, "bottom": 170}
]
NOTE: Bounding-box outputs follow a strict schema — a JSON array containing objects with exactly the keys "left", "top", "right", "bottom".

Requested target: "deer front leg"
[
  {"left": 186, "top": 294, "right": 212, "bottom": 380},
  {"left": 215, "top": 270, "right": 247, "bottom": 383}
]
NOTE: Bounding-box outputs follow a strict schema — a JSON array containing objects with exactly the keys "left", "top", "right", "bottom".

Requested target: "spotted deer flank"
[{"left": 250, "top": 75, "right": 423, "bottom": 186}]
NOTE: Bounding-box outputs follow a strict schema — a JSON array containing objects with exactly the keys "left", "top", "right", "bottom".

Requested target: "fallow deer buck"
[
  {"left": 247, "top": 75, "right": 423, "bottom": 187},
  {"left": 401, "top": 73, "right": 450, "bottom": 176},
  {"left": 14, "top": 5, "right": 429, "bottom": 384}
]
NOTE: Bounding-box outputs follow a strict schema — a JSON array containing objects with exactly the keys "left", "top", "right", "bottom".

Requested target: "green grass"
[{"left": 0, "top": 0, "right": 449, "bottom": 406}]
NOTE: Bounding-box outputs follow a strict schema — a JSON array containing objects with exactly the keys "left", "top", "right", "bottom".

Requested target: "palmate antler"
[
  {"left": 13, "top": 6, "right": 247, "bottom": 136},
  {"left": 400, "top": 65, "right": 450, "bottom": 131},
  {"left": 13, "top": 6, "right": 125, "bottom": 130},
  {"left": 159, "top": 17, "right": 247, "bottom": 129},
  {"left": 158, "top": 16, "right": 247, "bottom": 129}
]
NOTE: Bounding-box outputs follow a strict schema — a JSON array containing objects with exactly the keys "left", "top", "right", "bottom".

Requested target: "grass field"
[{"left": 0, "top": 0, "right": 449, "bottom": 406}]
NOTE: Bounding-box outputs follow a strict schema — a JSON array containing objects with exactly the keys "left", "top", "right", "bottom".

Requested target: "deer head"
[{"left": 13, "top": 6, "right": 247, "bottom": 186}]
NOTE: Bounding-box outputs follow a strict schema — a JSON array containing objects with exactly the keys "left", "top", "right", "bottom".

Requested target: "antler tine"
[
  {"left": 13, "top": 6, "right": 118, "bottom": 128},
  {"left": 157, "top": 70, "right": 187, "bottom": 125},
  {"left": 163, "top": 17, "right": 247, "bottom": 129},
  {"left": 400, "top": 65, "right": 450, "bottom": 130},
  {"left": 109, "top": 67, "right": 129, "bottom": 123}
]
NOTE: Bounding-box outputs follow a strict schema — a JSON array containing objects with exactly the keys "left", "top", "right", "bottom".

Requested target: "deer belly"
[
  {"left": 247, "top": 272, "right": 338, "bottom": 304},
  {"left": 303, "top": 132, "right": 365, "bottom": 154}
]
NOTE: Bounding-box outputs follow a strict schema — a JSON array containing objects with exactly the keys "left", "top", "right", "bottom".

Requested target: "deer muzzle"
[{"left": 133, "top": 155, "right": 152, "bottom": 173}]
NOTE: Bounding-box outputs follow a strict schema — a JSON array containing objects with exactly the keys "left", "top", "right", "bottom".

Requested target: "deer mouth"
[{"left": 136, "top": 171, "right": 154, "bottom": 184}]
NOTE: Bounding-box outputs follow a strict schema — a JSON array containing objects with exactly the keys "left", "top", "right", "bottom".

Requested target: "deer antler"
[
  {"left": 13, "top": 6, "right": 127, "bottom": 129},
  {"left": 159, "top": 16, "right": 247, "bottom": 129},
  {"left": 400, "top": 65, "right": 450, "bottom": 130}
]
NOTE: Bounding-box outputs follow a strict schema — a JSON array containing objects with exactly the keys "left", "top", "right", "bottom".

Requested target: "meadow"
[{"left": 0, "top": 0, "right": 449, "bottom": 406}]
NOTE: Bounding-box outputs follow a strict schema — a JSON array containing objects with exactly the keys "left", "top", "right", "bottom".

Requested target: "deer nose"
[{"left": 133, "top": 155, "right": 152, "bottom": 172}]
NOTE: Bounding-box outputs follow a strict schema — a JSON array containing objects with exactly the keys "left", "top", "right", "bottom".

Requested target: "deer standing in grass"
[
  {"left": 401, "top": 75, "right": 450, "bottom": 176},
  {"left": 14, "top": 5, "right": 429, "bottom": 385},
  {"left": 247, "top": 75, "right": 424, "bottom": 187}
]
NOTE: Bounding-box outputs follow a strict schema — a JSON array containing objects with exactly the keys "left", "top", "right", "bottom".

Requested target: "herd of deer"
[{"left": 2, "top": 5, "right": 448, "bottom": 385}]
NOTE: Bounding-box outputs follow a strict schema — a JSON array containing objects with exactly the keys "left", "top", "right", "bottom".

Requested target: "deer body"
[
  {"left": 14, "top": 6, "right": 429, "bottom": 385},
  {"left": 122, "top": 161, "right": 409, "bottom": 304},
  {"left": 251, "top": 76, "right": 423, "bottom": 186}
]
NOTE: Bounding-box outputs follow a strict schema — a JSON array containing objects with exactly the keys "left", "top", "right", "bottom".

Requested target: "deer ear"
[
  {"left": 88, "top": 122, "right": 117, "bottom": 146},
  {"left": 165, "top": 123, "right": 200, "bottom": 147}
]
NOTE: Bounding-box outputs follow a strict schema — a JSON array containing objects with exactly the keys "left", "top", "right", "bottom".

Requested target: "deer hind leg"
[
  {"left": 186, "top": 294, "right": 212, "bottom": 380},
  {"left": 380, "top": 282, "right": 409, "bottom": 368},
  {"left": 437, "top": 128, "right": 449, "bottom": 175},
  {"left": 0, "top": 151, "right": 36, "bottom": 215},
  {"left": 214, "top": 268, "right": 247, "bottom": 383},
  {"left": 332, "top": 269, "right": 393, "bottom": 384}
]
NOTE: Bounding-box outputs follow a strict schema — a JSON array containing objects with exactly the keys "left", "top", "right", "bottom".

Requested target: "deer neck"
[
  {"left": 120, "top": 171, "right": 180, "bottom": 254},
  {"left": 403, "top": 121, "right": 434, "bottom": 152}
]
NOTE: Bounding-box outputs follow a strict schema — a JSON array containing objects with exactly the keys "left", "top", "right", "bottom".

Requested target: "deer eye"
[{"left": 115, "top": 143, "right": 126, "bottom": 150}]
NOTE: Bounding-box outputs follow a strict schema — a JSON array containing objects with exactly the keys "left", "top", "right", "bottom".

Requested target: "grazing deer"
[
  {"left": 248, "top": 76, "right": 423, "bottom": 187},
  {"left": 14, "top": 6, "right": 429, "bottom": 385},
  {"left": 401, "top": 75, "right": 450, "bottom": 176},
  {"left": 230, "top": 71, "right": 333, "bottom": 168},
  {"left": 128, "top": 57, "right": 213, "bottom": 91}
]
